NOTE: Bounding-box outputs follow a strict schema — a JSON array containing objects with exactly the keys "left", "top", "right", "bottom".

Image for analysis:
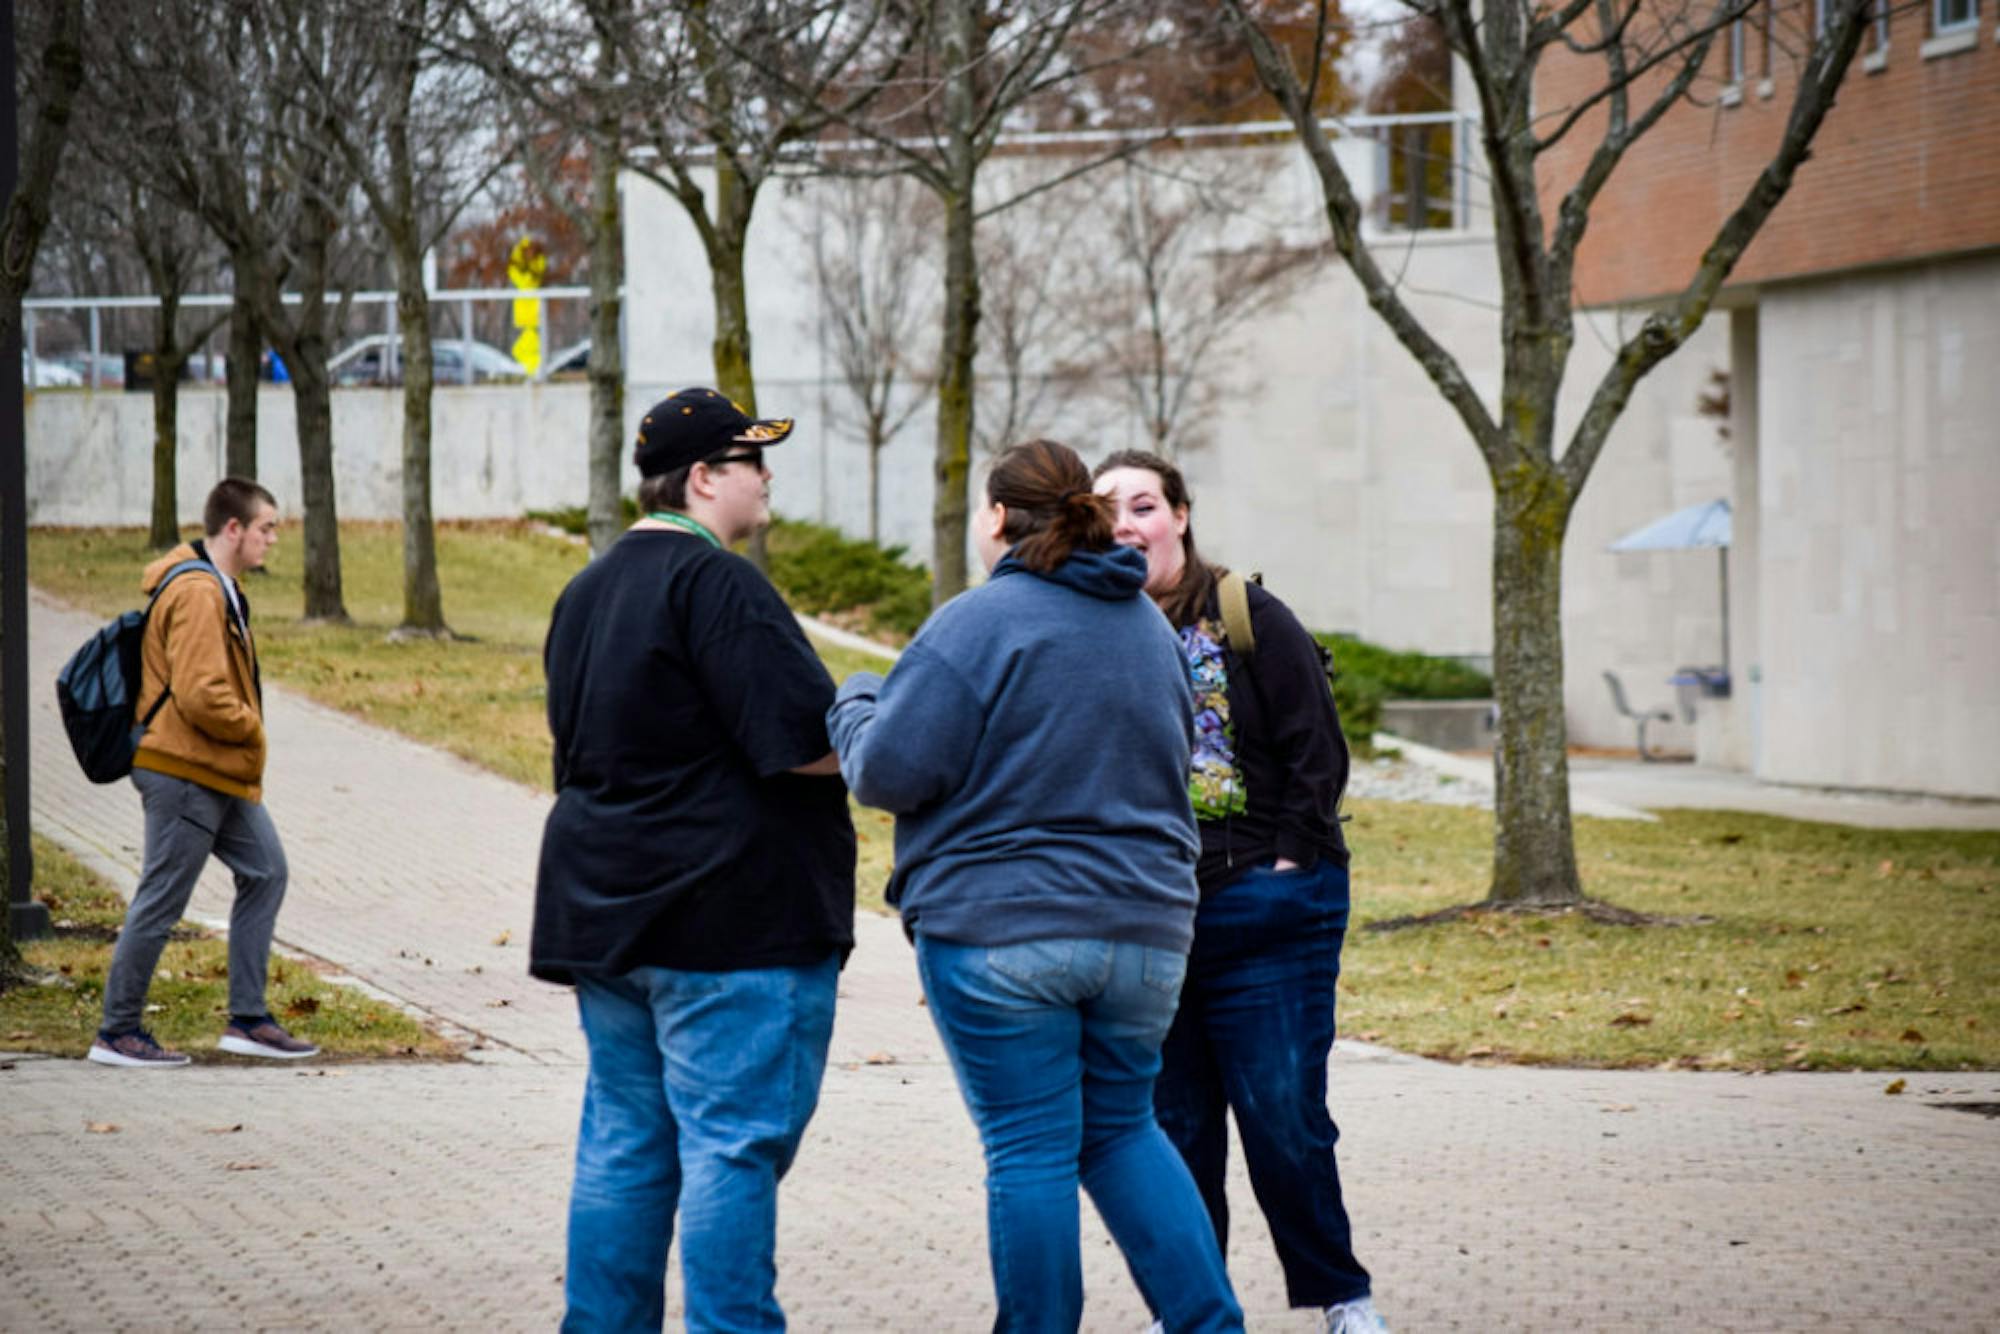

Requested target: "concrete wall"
[
  {"left": 25, "top": 383, "right": 608, "bottom": 526},
  {"left": 1751, "top": 252, "right": 2000, "bottom": 799}
]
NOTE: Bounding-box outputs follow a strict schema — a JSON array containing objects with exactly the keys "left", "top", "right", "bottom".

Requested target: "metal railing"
[{"left": 19, "top": 285, "right": 606, "bottom": 389}]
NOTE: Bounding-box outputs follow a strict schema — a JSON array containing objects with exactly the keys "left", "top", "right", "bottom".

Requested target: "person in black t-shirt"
[{"left": 534, "top": 388, "right": 855, "bottom": 1332}]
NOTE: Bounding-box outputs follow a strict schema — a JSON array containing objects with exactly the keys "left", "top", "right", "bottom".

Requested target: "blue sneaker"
[{"left": 88, "top": 1029, "right": 191, "bottom": 1068}]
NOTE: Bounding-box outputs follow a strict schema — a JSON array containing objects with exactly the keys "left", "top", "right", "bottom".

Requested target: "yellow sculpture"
[{"left": 508, "top": 237, "right": 548, "bottom": 375}]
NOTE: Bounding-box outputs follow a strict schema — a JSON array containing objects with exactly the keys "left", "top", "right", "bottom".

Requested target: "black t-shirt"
[{"left": 531, "top": 530, "right": 856, "bottom": 982}]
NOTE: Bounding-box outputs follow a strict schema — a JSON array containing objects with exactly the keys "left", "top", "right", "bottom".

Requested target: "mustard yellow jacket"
[{"left": 131, "top": 542, "right": 267, "bottom": 801}]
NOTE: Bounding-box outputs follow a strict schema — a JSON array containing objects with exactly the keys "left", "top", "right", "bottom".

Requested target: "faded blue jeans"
[
  {"left": 562, "top": 954, "right": 838, "bottom": 1332},
  {"left": 917, "top": 935, "right": 1243, "bottom": 1334},
  {"left": 1154, "top": 858, "right": 1371, "bottom": 1309}
]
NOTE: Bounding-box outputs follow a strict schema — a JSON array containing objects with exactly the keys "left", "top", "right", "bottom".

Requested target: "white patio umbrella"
[{"left": 1608, "top": 498, "right": 1732, "bottom": 673}]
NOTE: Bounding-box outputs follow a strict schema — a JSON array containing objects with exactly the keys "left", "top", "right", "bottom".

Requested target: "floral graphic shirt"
[{"left": 1180, "top": 617, "right": 1247, "bottom": 819}]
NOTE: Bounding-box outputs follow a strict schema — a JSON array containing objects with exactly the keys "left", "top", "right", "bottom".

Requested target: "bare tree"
[
  {"left": 802, "top": 172, "right": 939, "bottom": 544},
  {"left": 813, "top": 0, "right": 1163, "bottom": 604},
  {"left": 449, "top": 4, "right": 629, "bottom": 557},
  {"left": 59, "top": 96, "right": 229, "bottom": 548},
  {"left": 1092, "top": 150, "right": 1320, "bottom": 457},
  {"left": 3, "top": 0, "right": 85, "bottom": 974},
  {"left": 971, "top": 170, "right": 1112, "bottom": 458},
  {"left": 294, "top": 0, "right": 509, "bottom": 636},
  {"left": 1222, "top": 0, "right": 1872, "bottom": 908}
]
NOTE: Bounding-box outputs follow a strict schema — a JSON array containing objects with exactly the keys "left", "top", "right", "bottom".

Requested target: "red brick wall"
[{"left": 1536, "top": 0, "right": 2000, "bottom": 306}]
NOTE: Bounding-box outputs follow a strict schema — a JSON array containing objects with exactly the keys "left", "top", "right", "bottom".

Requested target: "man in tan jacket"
[{"left": 90, "top": 478, "right": 316, "bottom": 1067}]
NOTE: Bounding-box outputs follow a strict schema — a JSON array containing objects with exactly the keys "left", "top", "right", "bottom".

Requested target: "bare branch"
[
  {"left": 1559, "top": 0, "right": 1871, "bottom": 491},
  {"left": 1223, "top": 0, "right": 1502, "bottom": 459}
]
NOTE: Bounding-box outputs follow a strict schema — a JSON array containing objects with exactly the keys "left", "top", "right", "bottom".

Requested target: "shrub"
[
  {"left": 1318, "top": 633, "right": 1492, "bottom": 700},
  {"left": 1313, "top": 633, "right": 1490, "bottom": 754},
  {"left": 524, "top": 499, "right": 639, "bottom": 534},
  {"left": 764, "top": 518, "right": 931, "bottom": 641}
]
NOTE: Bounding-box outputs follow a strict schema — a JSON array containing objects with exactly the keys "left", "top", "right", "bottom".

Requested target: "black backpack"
[{"left": 55, "top": 559, "right": 223, "bottom": 783}]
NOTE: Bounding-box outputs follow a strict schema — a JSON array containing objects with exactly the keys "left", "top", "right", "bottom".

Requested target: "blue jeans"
[
  {"left": 917, "top": 935, "right": 1243, "bottom": 1334},
  {"left": 563, "top": 954, "right": 839, "bottom": 1333},
  {"left": 1154, "top": 859, "right": 1371, "bottom": 1308}
]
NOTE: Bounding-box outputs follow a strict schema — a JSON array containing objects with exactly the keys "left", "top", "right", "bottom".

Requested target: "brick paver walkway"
[{"left": 7, "top": 593, "right": 1998, "bottom": 1330}]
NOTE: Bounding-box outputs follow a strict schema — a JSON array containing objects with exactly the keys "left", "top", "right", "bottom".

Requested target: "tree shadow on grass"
[{"left": 1365, "top": 899, "right": 1717, "bottom": 933}]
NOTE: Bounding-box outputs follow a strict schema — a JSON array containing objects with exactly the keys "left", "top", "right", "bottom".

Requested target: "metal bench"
[{"left": 1602, "top": 670, "right": 1674, "bottom": 761}]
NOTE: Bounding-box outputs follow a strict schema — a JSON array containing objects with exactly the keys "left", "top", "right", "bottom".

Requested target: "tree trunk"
[
  {"left": 1486, "top": 464, "right": 1582, "bottom": 906},
  {"left": 225, "top": 287, "right": 259, "bottom": 478},
  {"left": 931, "top": 186, "right": 978, "bottom": 605},
  {"left": 868, "top": 432, "right": 882, "bottom": 547},
  {"left": 585, "top": 133, "right": 624, "bottom": 558},
  {"left": 393, "top": 240, "right": 446, "bottom": 635},
  {"left": 148, "top": 320, "right": 180, "bottom": 549},
  {"left": 707, "top": 190, "right": 765, "bottom": 570}
]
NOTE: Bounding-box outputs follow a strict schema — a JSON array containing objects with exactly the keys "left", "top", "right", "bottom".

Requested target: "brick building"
[{"left": 1539, "top": 0, "right": 2000, "bottom": 797}]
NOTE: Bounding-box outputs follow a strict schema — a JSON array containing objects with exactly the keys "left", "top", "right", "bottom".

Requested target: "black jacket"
[{"left": 1198, "top": 579, "right": 1350, "bottom": 893}]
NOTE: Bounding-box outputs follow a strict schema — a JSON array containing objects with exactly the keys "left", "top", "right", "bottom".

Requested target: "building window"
[
  {"left": 1728, "top": 18, "right": 1747, "bottom": 84},
  {"left": 1934, "top": 0, "right": 1977, "bottom": 29},
  {"left": 1863, "top": 0, "right": 1891, "bottom": 69},
  {"left": 1815, "top": 0, "right": 1833, "bottom": 35},
  {"left": 1874, "top": 0, "right": 1892, "bottom": 46}
]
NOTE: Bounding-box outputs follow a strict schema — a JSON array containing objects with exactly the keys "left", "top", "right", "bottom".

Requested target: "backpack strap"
[
  {"left": 136, "top": 559, "right": 230, "bottom": 726},
  {"left": 1218, "top": 570, "right": 1255, "bottom": 662}
]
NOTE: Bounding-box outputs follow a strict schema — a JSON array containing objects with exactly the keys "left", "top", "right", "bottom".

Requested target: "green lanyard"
[{"left": 645, "top": 512, "right": 722, "bottom": 549}]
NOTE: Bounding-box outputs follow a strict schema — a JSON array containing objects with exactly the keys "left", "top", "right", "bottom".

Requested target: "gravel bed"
[{"left": 1348, "top": 751, "right": 1494, "bottom": 808}]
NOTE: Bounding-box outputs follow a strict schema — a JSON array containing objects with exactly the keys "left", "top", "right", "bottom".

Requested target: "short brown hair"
[
  {"left": 637, "top": 465, "right": 695, "bottom": 514},
  {"left": 203, "top": 478, "right": 277, "bottom": 537},
  {"left": 986, "top": 440, "right": 1115, "bottom": 574}
]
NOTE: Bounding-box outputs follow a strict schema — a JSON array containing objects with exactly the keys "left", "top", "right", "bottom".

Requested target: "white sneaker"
[{"left": 1322, "top": 1296, "right": 1388, "bottom": 1333}]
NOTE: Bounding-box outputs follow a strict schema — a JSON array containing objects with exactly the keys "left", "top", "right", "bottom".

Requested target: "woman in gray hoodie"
[{"left": 828, "top": 439, "right": 1243, "bottom": 1333}]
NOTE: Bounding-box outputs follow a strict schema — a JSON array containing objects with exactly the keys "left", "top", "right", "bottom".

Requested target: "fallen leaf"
[
  {"left": 224, "top": 1161, "right": 267, "bottom": 1172},
  {"left": 1463, "top": 1045, "right": 1495, "bottom": 1058},
  {"left": 1826, "top": 1001, "right": 1868, "bottom": 1016},
  {"left": 487, "top": 998, "right": 512, "bottom": 1008},
  {"left": 1883, "top": 1078, "right": 1906, "bottom": 1095},
  {"left": 1601, "top": 1103, "right": 1637, "bottom": 1113},
  {"left": 1609, "top": 1012, "right": 1653, "bottom": 1027},
  {"left": 85, "top": 1121, "right": 120, "bottom": 1135},
  {"left": 862, "top": 1051, "right": 896, "bottom": 1066},
  {"left": 1783, "top": 971, "right": 1804, "bottom": 990},
  {"left": 1876, "top": 860, "right": 1895, "bottom": 877},
  {"left": 1357, "top": 1030, "right": 1384, "bottom": 1042},
  {"left": 204, "top": 1124, "right": 245, "bottom": 1135},
  {"left": 283, "top": 996, "right": 320, "bottom": 1018},
  {"left": 1720, "top": 1009, "right": 1744, "bottom": 1022},
  {"left": 1900, "top": 1028, "right": 1925, "bottom": 1043},
  {"left": 7, "top": 1029, "right": 31, "bottom": 1040},
  {"left": 492, "top": 930, "right": 512, "bottom": 947}
]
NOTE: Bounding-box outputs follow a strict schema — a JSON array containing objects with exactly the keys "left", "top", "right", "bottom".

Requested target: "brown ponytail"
[
  {"left": 987, "top": 439, "right": 1117, "bottom": 574},
  {"left": 1090, "top": 448, "right": 1223, "bottom": 629}
]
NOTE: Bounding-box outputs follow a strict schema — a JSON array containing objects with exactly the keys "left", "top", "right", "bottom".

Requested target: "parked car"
[
  {"left": 328, "top": 334, "right": 529, "bottom": 386},
  {"left": 52, "top": 351, "right": 127, "bottom": 388},
  {"left": 535, "top": 338, "right": 591, "bottom": 382},
  {"left": 21, "top": 351, "right": 83, "bottom": 387}
]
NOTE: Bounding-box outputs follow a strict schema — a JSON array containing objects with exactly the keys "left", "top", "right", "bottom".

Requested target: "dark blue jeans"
[{"left": 1153, "top": 858, "right": 1372, "bottom": 1309}]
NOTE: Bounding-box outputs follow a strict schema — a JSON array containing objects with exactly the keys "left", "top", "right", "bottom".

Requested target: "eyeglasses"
[{"left": 703, "top": 447, "right": 764, "bottom": 470}]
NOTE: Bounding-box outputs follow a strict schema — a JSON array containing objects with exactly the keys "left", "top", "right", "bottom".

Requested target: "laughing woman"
[
  {"left": 828, "top": 440, "right": 1242, "bottom": 1333},
  {"left": 1093, "top": 449, "right": 1386, "bottom": 1334}
]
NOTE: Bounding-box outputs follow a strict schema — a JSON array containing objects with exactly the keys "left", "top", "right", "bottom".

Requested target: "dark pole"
[{"left": 3, "top": 7, "right": 49, "bottom": 942}]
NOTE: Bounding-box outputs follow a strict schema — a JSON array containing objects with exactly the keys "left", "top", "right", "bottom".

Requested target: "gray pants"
[{"left": 100, "top": 769, "right": 289, "bottom": 1035}]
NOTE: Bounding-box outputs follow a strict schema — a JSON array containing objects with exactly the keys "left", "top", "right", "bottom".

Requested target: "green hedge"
[
  {"left": 1315, "top": 633, "right": 1491, "bottom": 754},
  {"left": 523, "top": 507, "right": 932, "bottom": 642},
  {"left": 765, "top": 519, "right": 932, "bottom": 641}
]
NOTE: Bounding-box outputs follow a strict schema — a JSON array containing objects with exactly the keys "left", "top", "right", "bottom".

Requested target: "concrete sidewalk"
[{"left": 8, "top": 592, "right": 1999, "bottom": 1330}]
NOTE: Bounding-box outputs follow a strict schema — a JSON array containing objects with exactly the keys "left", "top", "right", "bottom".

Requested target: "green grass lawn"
[
  {"left": 2, "top": 835, "right": 457, "bottom": 1062},
  {"left": 1342, "top": 801, "right": 1999, "bottom": 1071},
  {"left": 31, "top": 522, "right": 1999, "bottom": 1072}
]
